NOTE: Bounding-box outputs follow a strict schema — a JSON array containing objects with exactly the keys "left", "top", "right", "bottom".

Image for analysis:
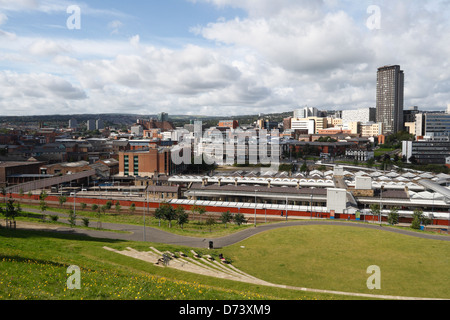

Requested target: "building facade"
[
  {"left": 341, "top": 108, "right": 376, "bottom": 124},
  {"left": 376, "top": 65, "right": 404, "bottom": 134},
  {"left": 415, "top": 113, "right": 450, "bottom": 139},
  {"left": 118, "top": 146, "right": 185, "bottom": 177},
  {"left": 403, "top": 140, "right": 450, "bottom": 164}
]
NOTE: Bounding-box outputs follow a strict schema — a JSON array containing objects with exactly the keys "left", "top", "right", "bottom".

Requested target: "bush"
[
  {"left": 82, "top": 217, "right": 90, "bottom": 227},
  {"left": 233, "top": 213, "right": 247, "bottom": 226},
  {"left": 50, "top": 215, "right": 59, "bottom": 222}
]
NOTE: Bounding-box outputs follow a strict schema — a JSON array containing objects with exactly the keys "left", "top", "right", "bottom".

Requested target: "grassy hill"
[{"left": 1, "top": 224, "right": 449, "bottom": 301}]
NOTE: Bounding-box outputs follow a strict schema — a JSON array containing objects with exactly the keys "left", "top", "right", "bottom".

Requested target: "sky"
[{"left": 0, "top": 0, "right": 449, "bottom": 117}]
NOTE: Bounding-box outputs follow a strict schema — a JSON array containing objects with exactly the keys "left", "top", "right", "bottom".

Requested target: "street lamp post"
[
  {"left": 73, "top": 191, "right": 76, "bottom": 216},
  {"left": 285, "top": 196, "right": 288, "bottom": 221},
  {"left": 144, "top": 186, "right": 148, "bottom": 242},
  {"left": 254, "top": 190, "right": 257, "bottom": 227},
  {"left": 379, "top": 186, "right": 383, "bottom": 227}
]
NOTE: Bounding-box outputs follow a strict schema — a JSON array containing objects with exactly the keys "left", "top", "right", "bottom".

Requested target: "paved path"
[{"left": 11, "top": 208, "right": 450, "bottom": 248}]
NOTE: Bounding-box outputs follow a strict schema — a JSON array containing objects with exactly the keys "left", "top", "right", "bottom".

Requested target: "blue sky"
[{"left": 0, "top": 0, "right": 449, "bottom": 116}]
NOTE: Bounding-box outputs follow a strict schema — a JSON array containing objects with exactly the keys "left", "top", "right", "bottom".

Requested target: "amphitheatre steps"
[{"left": 103, "top": 246, "right": 270, "bottom": 285}]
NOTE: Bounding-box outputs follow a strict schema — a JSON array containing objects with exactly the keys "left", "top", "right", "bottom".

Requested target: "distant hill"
[{"left": 0, "top": 111, "right": 294, "bottom": 128}]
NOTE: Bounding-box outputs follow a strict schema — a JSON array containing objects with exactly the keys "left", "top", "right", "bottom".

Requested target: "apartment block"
[{"left": 376, "top": 65, "right": 404, "bottom": 134}]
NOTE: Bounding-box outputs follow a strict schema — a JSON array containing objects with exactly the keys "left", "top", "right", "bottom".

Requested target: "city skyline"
[{"left": 0, "top": 0, "right": 449, "bottom": 117}]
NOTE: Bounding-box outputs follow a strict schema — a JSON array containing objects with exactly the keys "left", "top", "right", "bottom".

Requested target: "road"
[{"left": 8, "top": 208, "right": 450, "bottom": 248}]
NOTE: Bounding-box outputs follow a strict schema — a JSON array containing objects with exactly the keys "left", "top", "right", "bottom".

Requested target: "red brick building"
[{"left": 118, "top": 146, "right": 184, "bottom": 177}]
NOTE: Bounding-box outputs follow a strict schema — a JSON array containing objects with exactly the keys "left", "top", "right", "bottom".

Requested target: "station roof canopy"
[{"left": 418, "top": 179, "right": 450, "bottom": 202}]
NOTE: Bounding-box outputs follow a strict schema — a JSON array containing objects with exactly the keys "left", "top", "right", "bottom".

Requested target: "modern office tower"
[
  {"left": 157, "top": 112, "right": 169, "bottom": 122},
  {"left": 376, "top": 65, "right": 404, "bottom": 134}
]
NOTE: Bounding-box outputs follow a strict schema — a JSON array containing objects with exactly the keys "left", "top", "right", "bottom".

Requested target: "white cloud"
[{"left": 1, "top": 0, "right": 450, "bottom": 116}]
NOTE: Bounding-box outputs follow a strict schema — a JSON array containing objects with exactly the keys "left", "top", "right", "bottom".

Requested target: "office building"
[
  {"left": 360, "top": 122, "right": 383, "bottom": 137},
  {"left": 294, "top": 107, "right": 319, "bottom": 119},
  {"left": 87, "top": 120, "right": 96, "bottom": 131},
  {"left": 403, "top": 140, "right": 450, "bottom": 164},
  {"left": 341, "top": 108, "right": 376, "bottom": 124},
  {"left": 157, "top": 112, "right": 169, "bottom": 122},
  {"left": 415, "top": 113, "right": 450, "bottom": 138},
  {"left": 404, "top": 106, "right": 420, "bottom": 123},
  {"left": 376, "top": 65, "right": 404, "bottom": 134},
  {"left": 68, "top": 118, "right": 78, "bottom": 129},
  {"left": 96, "top": 119, "right": 104, "bottom": 130}
]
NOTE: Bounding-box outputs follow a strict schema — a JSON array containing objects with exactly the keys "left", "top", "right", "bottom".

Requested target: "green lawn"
[
  {"left": 1, "top": 224, "right": 449, "bottom": 300},
  {"left": 0, "top": 228, "right": 339, "bottom": 300},
  {"left": 219, "top": 225, "right": 450, "bottom": 299},
  {"left": 14, "top": 203, "right": 257, "bottom": 238},
  {"left": 374, "top": 148, "right": 397, "bottom": 158}
]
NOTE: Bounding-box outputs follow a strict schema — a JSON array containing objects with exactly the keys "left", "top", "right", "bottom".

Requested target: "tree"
[
  {"left": 95, "top": 206, "right": 105, "bottom": 229},
  {"left": 115, "top": 201, "right": 121, "bottom": 214},
  {"left": 1, "top": 187, "right": 6, "bottom": 204},
  {"left": 2, "top": 197, "right": 21, "bottom": 228},
  {"left": 39, "top": 199, "right": 48, "bottom": 216},
  {"left": 411, "top": 210, "right": 422, "bottom": 230},
  {"left": 233, "top": 213, "right": 247, "bottom": 226},
  {"left": 39, "top": 190, "right": 48, "bottom": 201},
  {"left": 154, "top": 205, "right": 164, "bottom": 227},
  {"left": 58, "top": 195, "right": 67, "bottom": 208},
  {"left": 300, "top": 162, "right": 308, "bottom": 173},
  {"left": 197, "top": 206, "right": 206, "bottom": 222},
  {"left": 191, "top": 204, "right": 206, "bottom": 222},
  {"left": 155, "top": 203, "right": 177, "bottom": 228},
  {"left": 80, "top": 203, "right": 87, "bottom": 211},
  {"left": 221, "top": 211, "right": 233, "bottom": 228},
  {"left": 366, "top": 158, "right": 375, "bottom": 168},
  {"left": 176, "top": 207, "right": 189, "bottom": 230},
  {"left": 388, "top": 207, "right": 399, "bottom": 225},
  {"left": 129, "top": 203, "right": 136, "bottom": 214},
  {"left": 369, "top": 204, "right": 380, "bottom": 224},
  {"left": 205, "top": 215, "right": 216, "bottom": 232},
  {"left": 105, "top": 201, "right": 113, "bottom": 211},
  {"left": 68, "top": 209, "right": 77, "bottom": 228},
  {"left": 411, "top": 208, "right": 431, "bottom": 230}
]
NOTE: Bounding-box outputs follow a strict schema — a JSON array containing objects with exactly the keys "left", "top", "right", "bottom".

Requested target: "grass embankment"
[
  {"left": 0, "top": 228, "right": 336, "bottom": 300},
  {"left": 1, "top": 223, "right": 449, "bottom": 300},
  {"left": 13, "top": 203, "right": 258, "bottom": 238},
  {"left": 219, "top": 225, "right": 450, "bottom": 299}
]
